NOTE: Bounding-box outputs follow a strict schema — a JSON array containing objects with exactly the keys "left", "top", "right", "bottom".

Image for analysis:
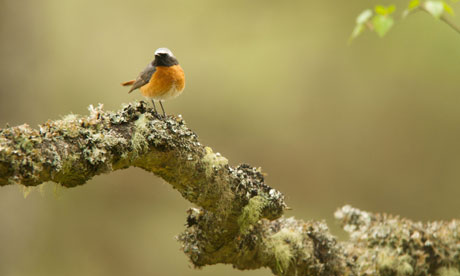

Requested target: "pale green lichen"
[
  {"left": 60, "top": 114, "right": 81, "bottom": 137},
  {"left": 62, "top": 113, "right": 79, "bottom": 122},
  {"left": 201, "top": 147, "right": 228, "bottom": 177},
  {"left": 131, "top": 114, "right": 150, "bottom": 157},
  {"left": 437, "top": 267, "right": 460, "bottom": 276},
  {"left": 21, "top": 185, "right": 35, "bottom": 198},
  {"left": 2, "top": 101, "right": 293, "bottom": 274},
  {"left": 376, "top": 248, "right": 414, "bottom": 276},
  {"left": 266, "top": 228, "right": 303, "bottom": 274},
  {"left": 20, "top": 183, "right": 46, "bottom": 198},
  {"left": 337, "top": 205, "right": 460, "bottom": 276},
  {"left": 238, "top": 195, "right": 267, "bottom": 234}
]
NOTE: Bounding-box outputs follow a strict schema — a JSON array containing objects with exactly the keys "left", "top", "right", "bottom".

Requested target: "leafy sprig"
[{"left": 350, "top": 0, "right": 459, "bottom": 42}]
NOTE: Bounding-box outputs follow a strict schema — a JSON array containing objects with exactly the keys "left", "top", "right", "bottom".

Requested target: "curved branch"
[
  {"left": 1, "top": 102, "right": 459, "bottom": 275},
  {"left": 0, "top": 102, "right": 285, "bottom": 218}
]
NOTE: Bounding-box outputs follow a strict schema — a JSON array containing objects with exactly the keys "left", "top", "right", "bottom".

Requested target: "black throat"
[{"left": 153, "top": 54, "right": 179, "bottom": 67}]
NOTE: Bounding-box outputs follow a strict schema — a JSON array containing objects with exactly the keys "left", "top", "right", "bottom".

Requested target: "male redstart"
[{"left": 121, "top": 48, "right": 185, "bottom": 117}]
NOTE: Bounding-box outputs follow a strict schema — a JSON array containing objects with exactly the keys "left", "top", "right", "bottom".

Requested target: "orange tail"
[{"left": 121, "top": 80, "right": 135, "bottom": 86}]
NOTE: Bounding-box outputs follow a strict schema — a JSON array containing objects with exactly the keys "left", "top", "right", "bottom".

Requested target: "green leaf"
[
  {"left": 372, "top": 14, "right": 394, "bottom": 37},
  {"left": 442, "top": 1, "right": 455, "bottom": 15},
  {"left": 408, "top": 0, "right": 420, "bottom": 10},
  {"left": 424, "top": 0, "right": 445, "bottom": 18},
  {"left": 450, "top": 0, "right": 459, "bottom": 3},
  {"left": 387, "top": 5, "right": 396, "bottom": 15},
  {"left": 375, "top": 5, "right": 388, "bottom": 15},
  {"left": 356, "top": 9, "right": 373, "bottom": 24},
  {"left": 375, "top": 5, "right": 396, "bottom": 15},
  {"left": 349, "top": 9, "right": 373, "bottom": 43},
  {"left": 403, "top": 0, "right": 420, "bottom": 18},
  {"left": 349, "top": 24, "right": 365, "bottom": 43}
]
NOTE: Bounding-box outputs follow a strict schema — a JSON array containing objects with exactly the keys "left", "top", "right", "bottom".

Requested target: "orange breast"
[{"left": 140, "top": 65, "right": 185, "bottom": 98}]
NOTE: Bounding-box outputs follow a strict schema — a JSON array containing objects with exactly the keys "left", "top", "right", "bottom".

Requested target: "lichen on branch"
[
  {"left": 336, "top": 205, "right": 460, "bottom": 276},
  {"left": 1, "top": 102, "right": 459, "bottom": 275},
  {"left": 0, "top": 101, "right": 285, "bottom": 215}
]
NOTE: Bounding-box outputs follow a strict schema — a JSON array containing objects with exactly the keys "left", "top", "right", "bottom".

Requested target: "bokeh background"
[{"left": 1, "top": 0, "right": 459, "bottom": 275}]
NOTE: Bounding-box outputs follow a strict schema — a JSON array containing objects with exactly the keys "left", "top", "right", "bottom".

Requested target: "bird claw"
[{"left": 150, "top": 109, "right": 167, "bottom": 120}]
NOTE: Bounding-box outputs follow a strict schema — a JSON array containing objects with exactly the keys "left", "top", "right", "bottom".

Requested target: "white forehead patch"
[{"left": 155, "top": 48, "right": 174, "bottom": 57}]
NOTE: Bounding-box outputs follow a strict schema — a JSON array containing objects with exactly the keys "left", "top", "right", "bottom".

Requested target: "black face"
[{"left": 153, "top": 53, "right": 179, "bottom": 67}]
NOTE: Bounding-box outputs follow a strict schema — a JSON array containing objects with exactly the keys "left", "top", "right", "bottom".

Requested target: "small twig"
[
  {"left": 418, "top": 5, "right": 460, "bottom": 35},
  {"left": 440, "top": 14, "right": 460, "bottom": 34}
]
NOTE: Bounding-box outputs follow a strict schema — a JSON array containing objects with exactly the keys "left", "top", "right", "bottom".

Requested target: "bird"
[{"left": 121, "top": 48, "right": 185, "bottom": 117}]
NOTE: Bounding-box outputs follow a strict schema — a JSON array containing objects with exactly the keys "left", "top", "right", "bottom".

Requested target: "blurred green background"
[{"left": 1, "top": 0, "right": 459, "bottom": 275}]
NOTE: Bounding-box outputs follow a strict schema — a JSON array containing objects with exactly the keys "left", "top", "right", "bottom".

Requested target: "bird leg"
[
  {"left": 151, "top": 99, "right": 158, "bottom": 115},
  {"left": 159, "top": 101, "right": 166, "bottom": 118}
]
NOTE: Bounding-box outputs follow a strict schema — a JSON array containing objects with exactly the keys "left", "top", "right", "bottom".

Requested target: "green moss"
[
  {"left": 52, "top": 154, "right": 88, "bottom": 186},
  {"left": 201, "top": 147, "right": 228, "bottom": 177},
  {"left": 266, "top": 228, "right": 302, "bottom": 274},
  {"left": 238, "top": 195, "right": 267, "bottom": 234}
]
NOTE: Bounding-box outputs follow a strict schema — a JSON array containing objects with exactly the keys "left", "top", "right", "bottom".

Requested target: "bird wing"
[{"left": 128, "top": 62, "right": 157, "bottom": 93}]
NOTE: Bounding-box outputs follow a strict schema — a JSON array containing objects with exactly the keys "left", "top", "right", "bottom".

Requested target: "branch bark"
[{"left": 0, "top": 102, "right": 459, "bottom": 275}]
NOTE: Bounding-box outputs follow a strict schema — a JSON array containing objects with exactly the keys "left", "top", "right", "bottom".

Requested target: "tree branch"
[{"left": 0, "top": 102, "right": 459, "bottom": 275}]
